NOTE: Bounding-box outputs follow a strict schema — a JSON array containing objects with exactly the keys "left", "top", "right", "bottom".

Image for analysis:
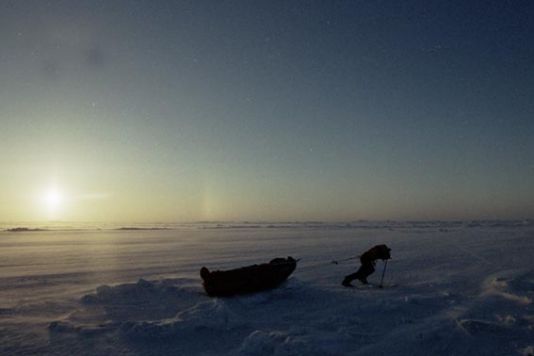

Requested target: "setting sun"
[{"left": 41, "top": 186, "right": 64, "bottom": 214}]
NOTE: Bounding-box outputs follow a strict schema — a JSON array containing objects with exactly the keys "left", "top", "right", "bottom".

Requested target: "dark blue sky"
[{"left": 1, "top": 0, "right": 533, "bottom": 221}]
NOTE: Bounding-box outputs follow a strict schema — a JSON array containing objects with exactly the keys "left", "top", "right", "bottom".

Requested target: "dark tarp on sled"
[{"left": 200, "top": 257, "right": 297, "bottom": 297}]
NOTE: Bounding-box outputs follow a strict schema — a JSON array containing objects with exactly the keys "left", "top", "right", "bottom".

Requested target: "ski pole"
[{"left": 379, "top": 259, "right": 388, "bottom": 288}]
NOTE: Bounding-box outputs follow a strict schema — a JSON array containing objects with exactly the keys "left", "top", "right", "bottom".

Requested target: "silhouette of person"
[{"left": 342, "top": 244, "right": 391, "bottom": 286}]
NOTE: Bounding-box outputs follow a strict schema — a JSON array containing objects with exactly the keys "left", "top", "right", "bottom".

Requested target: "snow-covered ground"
[{"left": 0, "top": 221, "right": 533, "bottom": 355}]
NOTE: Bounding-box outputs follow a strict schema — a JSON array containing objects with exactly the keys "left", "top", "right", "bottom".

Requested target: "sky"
[{"left": 0, "top": 0, "right": 533, "bottom": 222}]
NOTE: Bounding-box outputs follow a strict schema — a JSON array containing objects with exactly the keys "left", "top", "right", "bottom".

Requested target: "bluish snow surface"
[{"left": 0, "top": 222, "right": 533, "bottom": 355}]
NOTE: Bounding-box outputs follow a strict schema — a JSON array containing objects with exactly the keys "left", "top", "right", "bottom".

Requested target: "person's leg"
[
  {"left": 342, "top": 270, "right": 361, "bottom": 286},
  {"left": 343, "top": 262, "right": 374, "bottom": 286},
  {"left": 357, "top": 263, "right": 375, "bottom": 284}
]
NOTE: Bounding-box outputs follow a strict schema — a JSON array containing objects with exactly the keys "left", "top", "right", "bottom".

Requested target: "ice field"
[{"left": 1, "top": 221, "right": 533, "bottom": 355}]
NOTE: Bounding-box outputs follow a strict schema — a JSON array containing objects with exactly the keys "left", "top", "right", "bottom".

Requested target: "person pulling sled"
[{"left": 342, "top": 244, "right": 391, "bottom": 287}]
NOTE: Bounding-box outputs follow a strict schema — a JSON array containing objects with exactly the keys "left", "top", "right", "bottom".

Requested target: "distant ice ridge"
[{"left": 2, "top": 219, "right": 532, "bottom": 232}]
